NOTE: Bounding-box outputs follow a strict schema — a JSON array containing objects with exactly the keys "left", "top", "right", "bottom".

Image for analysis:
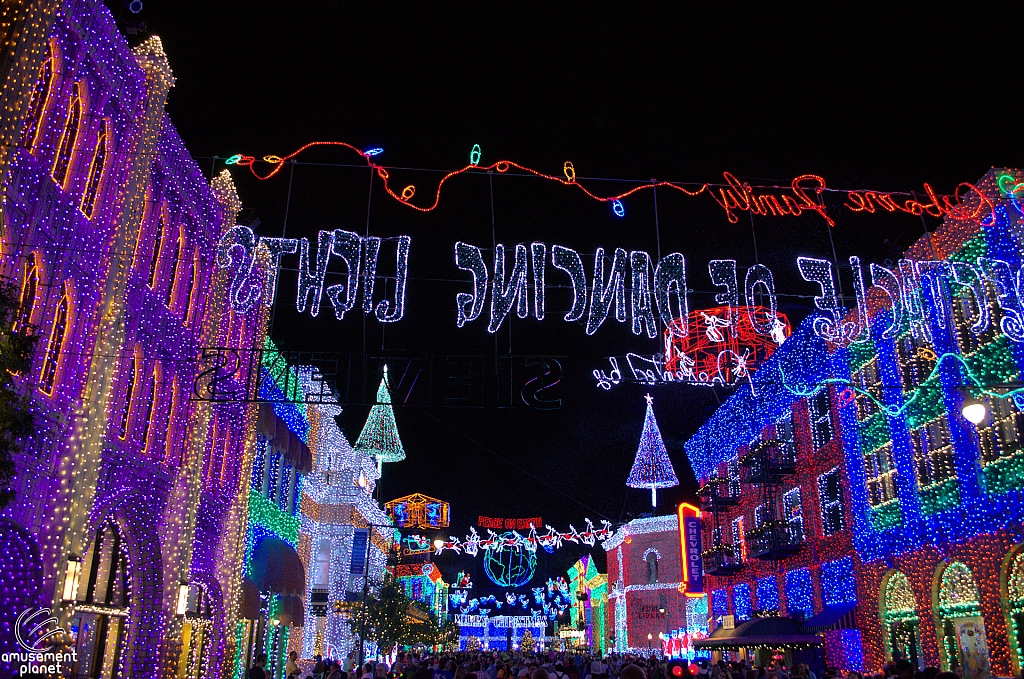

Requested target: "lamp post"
[{"left": 961, "top": 395, "right": 987, "bottom": 424}]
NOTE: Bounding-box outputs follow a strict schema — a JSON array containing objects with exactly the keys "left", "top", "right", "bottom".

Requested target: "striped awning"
[{"left": 800, "top": 603, "right": 857, "bottom": 633}]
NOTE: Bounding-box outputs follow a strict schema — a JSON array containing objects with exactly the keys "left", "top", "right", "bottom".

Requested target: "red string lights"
[{"left": 225, "top": 142, "right": 994, "bottom": 227}]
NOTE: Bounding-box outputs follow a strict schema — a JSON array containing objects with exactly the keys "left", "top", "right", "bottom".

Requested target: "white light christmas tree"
[
  {"left": 354, "top": 365, "right": 406, "bottom": 474},
  {"left": 627, "top": 394, "right": 679, "bottom": 507}
]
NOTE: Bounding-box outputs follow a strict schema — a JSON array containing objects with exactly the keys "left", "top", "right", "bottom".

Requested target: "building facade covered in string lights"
[
  {"left": 296, "top": 365, "right": 391, "bottom": 666},
  {"left": 603, "top": 515, "right": 708, "bottom": 656},
  {"left": 685, "top": 169, "right": 1024, "bottom": 677},
  {"left": 566, "top": 554, "right": 609, "bottom": 656},
  {"left": 0, "top": 2, "right": 272, "bottom": 677}
]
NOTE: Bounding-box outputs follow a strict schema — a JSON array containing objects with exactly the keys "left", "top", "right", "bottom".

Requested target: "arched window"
[
  {"left": 645, "top": 550, "right": 659, "bottom": 584},
  {"left": 182, "top": 251, "right": 197, "bottom": 323},
  {"left": 117, "top": 350, "right": 138, "bottom": 439},
  {"left": 165, "top": 229, "right": 182, "bottom": 308},
  {"left": 148, "top": 213, "right": 165, "bottom": 288},
  {"left": 80, "top": 119, "right": 108, "bottom": 218},
  {"left": 51, "top": 82, "right": 82, "bottom": 188},
  {"left": 81, "top": 519, "right": 129, "bottom": 607},
  {"left": 15, "top": 254, "right": 38, "bottom": 332},
  {"left": 936, "top": 562, "right": 985, "bottom": 671},
  {"left": 22, "top": 53, "right": 54, "bottom": 153},
  {"left": 883, "top": 571, "right": 921, "bottom": 666},
  {"left": 39, "top": 285, "right": 70, "bottom": 395},
  {"left": 140, "top": 366, "right": 160, "bottom": 454}
]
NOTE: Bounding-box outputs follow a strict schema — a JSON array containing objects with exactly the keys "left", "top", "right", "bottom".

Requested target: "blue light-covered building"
[{"left": 685, "top": 170, "right": 1024, "bottom": 676}]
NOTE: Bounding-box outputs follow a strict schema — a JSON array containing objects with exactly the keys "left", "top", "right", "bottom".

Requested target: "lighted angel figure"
[
  {"left": 672, "top": 351, "right": 697, "bottom": 383},
  {"left": 519, "top": 594, "right": 529, "bottom": 607},
  {"left": 507, "top": 593, "right": 517, "bottom": 605},
  {"left": 532, "top": 587, "right": 545, "bottom": 604},
  {"left": 770, "top": 318, "right": 788, "bottom": 345},
  {"left": 530, "top": 609, "right": 541, "bottom": 618},
  {"left": 479, "top": 608, "right": 490, "bottom": 616},
  {"left": 464, "top": 526, "right": 481, "bottom": 556},
  {"left": 700, "top": 311, "right": 732, "bottom": 343}
]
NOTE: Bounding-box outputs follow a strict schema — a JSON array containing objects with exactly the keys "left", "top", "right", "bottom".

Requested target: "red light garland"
[{"left": 226, "top": 142, "right": 994, "bottom": 226}]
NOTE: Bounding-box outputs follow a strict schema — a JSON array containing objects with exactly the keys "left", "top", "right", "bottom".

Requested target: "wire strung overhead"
[{"left": 222, "top": 141, "right": 995, "bottom": 227}]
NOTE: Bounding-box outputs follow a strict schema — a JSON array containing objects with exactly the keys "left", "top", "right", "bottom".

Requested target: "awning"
[
  {"left": 286, "top": 436, "right": 313, "bottom": 474},
  {"left": 693, "top": 616, "right": 822, "bottom": 650},
  {"left": 250, "top": 536, "right": 306, "bottom": 596},
  {"left": 257, "top": 403, "right": 277, "bottom": 440},
  {"left": 240, "top": 576, "right": 261, "bottom": 620},
  {"left": 270, "top": 421, "right": 291, "bottom": 455},
  {"left": 800, "top": 602, "right": 857, "bottom": 633},
  {"left": 405, "top": 604, "right": 430, "bottom": 625},
  {"left": 276, "top": 594, "right": 305, "bottom": 628}
]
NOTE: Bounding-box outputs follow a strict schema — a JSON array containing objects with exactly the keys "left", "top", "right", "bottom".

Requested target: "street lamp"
[
  {"left": 962, "top": 395, "right": 987, "bottom": 425},
  {"left": 647, "top": 632, "right": 652, "bottom": 651}
]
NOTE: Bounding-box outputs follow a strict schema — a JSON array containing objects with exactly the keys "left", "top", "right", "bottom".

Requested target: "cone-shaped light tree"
[
  {"left": 627, "top": 394, "right": 679, "bottom": 508},
  {"left": 354, "top": 365, "right": 406, "bottom": 474}
]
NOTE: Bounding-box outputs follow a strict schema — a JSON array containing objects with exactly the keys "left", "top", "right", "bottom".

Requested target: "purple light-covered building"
[{"left": 0, "top": 2, "right": 268, "bottom": 677}]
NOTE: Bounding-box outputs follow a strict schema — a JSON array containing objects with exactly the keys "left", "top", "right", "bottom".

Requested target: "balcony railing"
[
  {"left": 697, "top": 478, "right": 740, "bottom": 510},
  {"left": 738, "top": 439, "right": 796, "bottom": 482},
  {"left": 746, "top": 521, "right": 803, "bottom": 560},
  {"left": 701, "top": 544, "right": 744, "bottom": 575}
]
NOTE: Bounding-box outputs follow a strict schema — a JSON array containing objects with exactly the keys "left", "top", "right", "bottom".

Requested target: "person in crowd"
[
  {"left": 286, "top": 650, "right": 300, "bottom": 677},
  {"left": 619, "top": 665, "right": 647, "bottom": 679},
  {"left": 248, "top": 653, "right": 268, "bottom": 679}
]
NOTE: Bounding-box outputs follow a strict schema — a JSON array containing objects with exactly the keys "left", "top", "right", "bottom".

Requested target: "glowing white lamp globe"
[{"left": 962, "top": 397, "right": 987, "bottom": 425}]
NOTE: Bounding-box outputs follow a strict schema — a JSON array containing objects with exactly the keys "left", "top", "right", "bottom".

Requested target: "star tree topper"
[
  {"left": 354, "top": 364, "right": 407, "bottom": 471},
  {"left": 626, "top": 394, "right": 679, "bottom": 507}
]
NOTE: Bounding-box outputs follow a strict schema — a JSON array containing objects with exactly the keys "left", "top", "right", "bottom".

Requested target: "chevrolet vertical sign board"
[{"left": 678, "top": 503, "right": 704, "bottom": 597}]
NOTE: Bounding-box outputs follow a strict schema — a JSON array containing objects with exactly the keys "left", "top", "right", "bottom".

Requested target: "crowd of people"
[{"left": 244, "top": 649, "right": 979, "bottom": 679}]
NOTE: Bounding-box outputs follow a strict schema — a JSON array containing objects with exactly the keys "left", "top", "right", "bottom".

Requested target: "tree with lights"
[
  {"left": 465, "top": 636, "right": 481, "bottom": 652},
  {"left": 519, "top": 630, "right": 537, "bottom": 653},
  {"left": 0, "top": 280, "right": 37, "bottom": 508},
  {"left": 346, "top": 573, "right": 444, "bottom": 654},
  {"left": 354, "top": 364, "right": 406, "bottom": 474},
  {"left": 626, "top": 394, "right": 679, "bottom": 508}
]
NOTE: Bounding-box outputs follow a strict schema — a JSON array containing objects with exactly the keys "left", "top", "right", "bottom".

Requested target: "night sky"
[{"left": 109, "top": 2, "right": 1022, "bottom": 574}]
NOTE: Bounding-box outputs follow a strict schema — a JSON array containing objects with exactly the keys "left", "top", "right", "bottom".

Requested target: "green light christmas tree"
[
  {"left": 626, "top": 394, "right": 678, "bottom": 508},
  {"left": 354, "top": 365, "right": 406, "bottom": 473}
]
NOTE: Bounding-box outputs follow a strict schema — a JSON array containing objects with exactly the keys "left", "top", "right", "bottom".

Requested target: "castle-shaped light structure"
[{"left": 626, "top": 394, "right": 679, "bottom": 507}]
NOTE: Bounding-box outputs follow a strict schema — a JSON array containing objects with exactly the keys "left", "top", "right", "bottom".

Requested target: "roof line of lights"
[{"left": 222, "top": 142, "right": 999, "bottom": 227}]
